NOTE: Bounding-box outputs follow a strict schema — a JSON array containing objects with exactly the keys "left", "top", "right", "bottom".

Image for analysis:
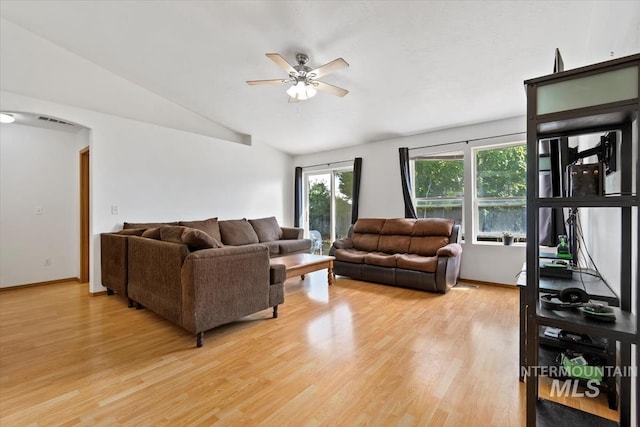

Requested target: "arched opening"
[{"left": 0, "top": 111, "right": 91, "bottom": 288}]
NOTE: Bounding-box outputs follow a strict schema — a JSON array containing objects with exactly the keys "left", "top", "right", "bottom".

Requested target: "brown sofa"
[
  {"left": 100, "top": 216, "right": 310, "bottom": 304},
  {"left": 126, "top": 230, "right": 285, "bottom": 347},
  {"left": 329, "top": 218, "right": 462, "bottom": 293}
]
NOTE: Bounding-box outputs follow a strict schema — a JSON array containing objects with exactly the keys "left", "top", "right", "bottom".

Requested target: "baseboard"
[
  {"left": 90, "top": 290, "right": 108, "bottom": 297},
  {"left": 458, "top": 278, "right": 517, "bottom": 289},
  {"left": 0, "top": 277, "right": 80, "bottom": 291}
]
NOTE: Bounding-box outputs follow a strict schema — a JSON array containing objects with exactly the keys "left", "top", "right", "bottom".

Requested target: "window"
[
  {"left": 305, "top": 168, "right": 353, "bottom": 254},
  {"left": 412, "top": 152, "right": 464, "bottom": 232},
  {"left": 474, "top": 144, "right": 527, "bottom": 241}
]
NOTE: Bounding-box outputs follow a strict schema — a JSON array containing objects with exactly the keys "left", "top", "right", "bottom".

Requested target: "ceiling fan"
[{"left": 247, "top": 53, "right": 349, "bottom": 102}]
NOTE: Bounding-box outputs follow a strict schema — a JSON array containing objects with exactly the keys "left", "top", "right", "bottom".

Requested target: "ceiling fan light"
[
  {"left": 0, "top": 113, "right": 15, "bottom": 124},
  {"left": 286, "top": 81, "right": 316, "bottom": 101},
  {"left": 286, "top": 84, "right": 299, "bottom": 99},
  {"left": 306, "top": 85, "right": 317, "bottom": 98}
]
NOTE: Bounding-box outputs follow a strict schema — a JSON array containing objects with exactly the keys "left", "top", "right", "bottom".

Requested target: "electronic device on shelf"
[
  {"left": 539, "top": 260, "right": 573, "bottom": 279},
  {"left": 580, "top": 303, "right": 617, "bottom": 323},
  {"left": 555, "top": 235, "right": 572, "bottom": 259},
  {"left": 568, "top": 163, "right": 605, "bottom": 197},
  {"left": 540, "top": 287, "right": 589, "bottom": 310},
  {"left": 555, "top": 330, "right": 607, "bottom": 351}
]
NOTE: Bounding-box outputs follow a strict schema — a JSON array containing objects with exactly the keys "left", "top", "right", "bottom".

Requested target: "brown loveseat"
[
  {"left": 100, "top": 216, "right": 310, "bottom": 304},
  {"left": 329, "top": 218, "right": 462, "bottom": 293}
]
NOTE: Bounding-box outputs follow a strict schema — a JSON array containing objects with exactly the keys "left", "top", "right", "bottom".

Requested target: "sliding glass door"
[{"left": 305, "top": 168, "right": 353, "bottom": 254}]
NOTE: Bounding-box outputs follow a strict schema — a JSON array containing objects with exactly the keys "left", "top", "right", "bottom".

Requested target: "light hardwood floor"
[{"left": 0, "top": 274, "right": 617, "bottom": 426}]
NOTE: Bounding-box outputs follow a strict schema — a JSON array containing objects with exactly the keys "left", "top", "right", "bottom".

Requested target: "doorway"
[
  {"left": 304, "top": 168, "right": 353, "bottom": 254},
  {"left": 79, "top": 147, "right": 89, "bottom": 283}
]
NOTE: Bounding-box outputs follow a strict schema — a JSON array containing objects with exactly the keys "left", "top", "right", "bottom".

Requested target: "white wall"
[
  {"left": 294, "top": 116, "right": 527, "bottom": 285},
  {"left": 0, "top": 14, "right": 292, "bottom": 293},
  {"left": 1, "top": 91, "right": 293, "bottom": 293},
  {"left": 0, "top": 18, "right": 248, "bottom": 145},
  {"left": 0, "top": 123, "right": 87, "bottom": 287}
]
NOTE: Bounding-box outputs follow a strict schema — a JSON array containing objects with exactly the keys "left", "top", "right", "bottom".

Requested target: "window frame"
[
  {"left": 411, "top": 151, "right": 465, "bottom": 239},
  {"left": 472, "top": 141, "right": 527, "bottom": 243},
  {"left": 303, "top": 165, "right": 354, "bottom": 252}
]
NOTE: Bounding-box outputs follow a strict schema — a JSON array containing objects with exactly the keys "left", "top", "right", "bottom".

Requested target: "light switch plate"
[{"left": 111, "top": 205, "right": 119, "bottom": 215}]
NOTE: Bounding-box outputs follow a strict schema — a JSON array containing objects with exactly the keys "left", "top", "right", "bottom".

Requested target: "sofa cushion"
[
  {"left": 219, "top": 219, "right": 260, "bottom": 246},
  {"left": 123, "top": 221, "right": 178, "bottom": 230},
  {"left": 281, "top": 227, "right": 303, "bottom": 240},
  {"left": 352, "top": 233, "right": 380, "bottom": 252},
  {"left": 378, "top": 235, "right": 411, "bottom": 254},
  {"left": 335, "top": 248, "right": 369, "bottom": 264},
  {"left": 262, "top": 241, "right": 281, "bottom": 256},
  {"left": 249, "top": 216, "right": 283, "bottom": 242},
  {"left": 179, "top": 217, "right": 221, "bottom": 242},
  {"left": 353, "top": 218, "right": 386, "bottom": 234},
  {"left": 279, "top": 239, "right": 311, "bottom": 255},
  {"left": 412, "top": 218, "right": 454, "bottom": 237},
  {"left": 160, "top": 226, "right": 222, "bottom": 251},
  {"left": 364, "top": 252, "right": 397, "bottom": 268},
  {"left": 409, "top": 236, "right": 450, "bottom": 256},
  {"left": 141, "top": 227, "right": 163, "bottom": 240},
  {"left": 396, "top": 254, "right": 438, "bottom": 273},
  {"left": 117, "top": 228, "right": 145, "bottom": 236},
  {"left": 380, "top": 218, "right": 415, "bottom": 235}
]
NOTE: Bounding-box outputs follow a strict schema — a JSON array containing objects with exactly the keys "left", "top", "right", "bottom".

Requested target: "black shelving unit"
[{"left": 524, "top": 54, "right": 639, "bottom": 426}]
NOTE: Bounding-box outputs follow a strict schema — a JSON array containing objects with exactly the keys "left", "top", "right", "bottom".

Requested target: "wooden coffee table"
[{"left": 271, "top": 253, "right": 335, "bottom": 285}]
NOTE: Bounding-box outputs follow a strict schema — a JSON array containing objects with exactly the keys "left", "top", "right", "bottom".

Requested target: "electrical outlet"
[
  {"left": 44, "top": 258, "right": 51, "bottom": 267},
  {"left": 35, "top": 206, "right": 43, "bottom": 215},
  {"left": 111, "top": 205, "right": 119, "bottom": 215}
]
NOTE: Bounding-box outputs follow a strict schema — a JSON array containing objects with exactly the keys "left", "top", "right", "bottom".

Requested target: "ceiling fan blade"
[
  {"left": 309, "top": 58, "right": 349, "bottom": 78},
  {"left": 266, "top": 53, "right": 296, "bottom": 74},
  {"left": 314, "top": 81, "right": 349, "bottom": 97},
  {"left": 246, "top": 79, "right": 289, "bottom": 85}
]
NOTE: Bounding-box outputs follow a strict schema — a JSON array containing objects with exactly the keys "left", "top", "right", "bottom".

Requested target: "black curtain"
[
  {"left": 294, "top": 166, "right": 302, "bottom": 228},
  {"left": 399, "top": 147, "right": 418, "bottom": 219},
  {"left": 351, "top": 157, "right": 362, "bottom": 224},
  {"left": 539, "top": 139, "right": 567, "bottom": 246}
]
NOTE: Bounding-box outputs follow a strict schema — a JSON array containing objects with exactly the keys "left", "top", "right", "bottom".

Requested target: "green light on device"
[{"left": 557, "top": 235, "right": 572, "bottom": 259}]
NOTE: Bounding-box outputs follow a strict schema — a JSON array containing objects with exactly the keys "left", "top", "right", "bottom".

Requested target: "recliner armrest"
[
  {"left": 436, "top": 243, "right": 462, "bottom": 257},
  {"left": 434, "top": 243, "right": 463, "bottom": 293},
  {"left": 333, "top": 238, "right": 354, "bottom": 250},
  {"left": 281, "top": 227, "right": 303, "bottom": 240},
  {"left": 329, "top": 238, "right": 353, "bottom": 256}
]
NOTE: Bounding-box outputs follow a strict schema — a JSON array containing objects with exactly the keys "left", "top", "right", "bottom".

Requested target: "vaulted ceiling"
[{"left": 1, "top": 1, "right": 639, "bottom": 155}]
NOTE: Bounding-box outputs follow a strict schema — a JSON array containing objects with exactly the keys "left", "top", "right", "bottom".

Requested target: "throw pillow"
[
  {"left": 159, "top": 226, "right": 221, "bottom": 251},
  {"left": 123, "top": 221, "right": 178, "bottom": 230},
  {"left": 219, "top": 219, "right": 259, "bottom": 246},
  {"left": 117, "top": 228, "right": 145, "bottom": 236},
  {"left": 141, "top": 227, "right": 164, "bottom": 240},
  {"left": 179, "top": 217, "right": 221, "bottom": 242},
  {"left": 248, "top": 216, "right": 283, "bottom": 242},
  {"left": 183, "top": 228, "right": 222, "bottom": 250}
]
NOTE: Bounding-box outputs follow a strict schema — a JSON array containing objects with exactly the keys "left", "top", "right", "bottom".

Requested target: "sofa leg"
[
  {"left": 135, "top": 302, "right": 144, "bottom": 310},
  {"left": 106, "top": 288, "right": 114, "bottom": 296},
  {"left": 196, "top": 332, "right": 204, "bottom": 348},
  {"left": 273, "top": 305, "right": 278, "bottom": 318},
  {"left": 128, "top": 298, "right": 134, "bottom": 308},
  {"left": 301, "top": 274, "right": 305, "bottom": 280}
]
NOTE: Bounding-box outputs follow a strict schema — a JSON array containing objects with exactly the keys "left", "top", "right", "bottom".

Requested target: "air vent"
[{"left": 37, "top": 116, "right": 74, "bottom": 126}]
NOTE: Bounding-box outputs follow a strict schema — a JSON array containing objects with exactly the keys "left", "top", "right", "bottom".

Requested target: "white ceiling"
[{"left": 1, "top": 1, "right": 639, "bottom": 155}]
